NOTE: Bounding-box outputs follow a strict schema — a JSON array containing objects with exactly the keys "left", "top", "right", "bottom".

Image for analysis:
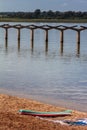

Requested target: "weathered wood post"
[
  {"left": 30, "top": 40, "right": 34, "bottom": 52},
  {"left": 3, "top": 24, "right": 10, "bottom": 40},
  {"left": 45, "top": 29, "right": 49, "bottom": 51},
  {"left": 45, "top": 41, "right": 48, "bottom": 52},
  {"left": 45, "top": 30, "right": 48, "bottom": 42},
  {"left": 76, "top": 26, "right": 86, "bottom": 54},
  {"left": 30, "top": 29, "right": 34, "bottom": 50},
  {"left": 71, "top": 26, "right": 84, "bottom": 55},
  {"left": 30, "top": 25, "right": 37, "bottom": 50},
  {"left": 60, "top": 30, "right": 64, "bottom": 43},
  {"left": 18, "top": 39, "right": 20, "bottom": 51},
  {"left": 77, "top": 30, "right": 80, "bottom": 54},
  {"left": 5, "top": 39, "right": 8, "bottom": 51},
  {"left": 57, "top": 26, "right": 67, "bottom": 54},
  {"left": 0, "top": 24, "right": 87, "bottom": 54},
  {"left": 60, "top": 30, "right": 64, "bottom": 54},
  {"left": 2, "top": 24, "right": 11, "bottom": 47},
  {"left": 13, "top": 24, "right": 24, "bottom": 48},
  {"left": 60, "top": 41, "right": 64, "bottom": 54},
  {"left": 5, "top": 28, "right": 8, "bottom": 40},
  {"left": 18, "top": 28, "right": 21, "bottom": 41},
  {"left": 30, "top": 29, "right": 34, "bottom": 42}
]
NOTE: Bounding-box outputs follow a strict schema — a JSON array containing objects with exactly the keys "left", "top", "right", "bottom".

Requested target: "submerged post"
[
  {"left": 30, "top": 29, "right": 34, "bottom": 42},
  {"left": 5, "top": 28, "right": 8, "bottom": 40},
  {"left": 0, "top": 24, "right": 87, "bottom": 53},
  {"left": 18, "top": 39, "right": 20, "bottom": 51},
  {"left": 5, "top": 39, "right": 8, "bottom": 51},
  {"left": 77, "top": 31, "right": 80, "bottom": 44},
  {"left": 30, "top": 29, "right": 34, "bottom": 50},
  {"left": 18, "top": 28, "right": 21, "bottom": 41},
  {"left": 60, "top": 30, "right": 64, "bottom": 53},
  {"left": 45, "top": 30, "right": 48, "bottom": 42},
  {"left": 45, "top": 41, "right": 48, "bottom": 52},
  {"left": 31, "top": 40, "right": 34, "bottom": 51},
  {"left": 76, "top": 31, "right": 80, "bottom": 54},
  {"left": 60, "top": 42, "right": 64, "bottom": 54},
  {"left": 60, "top": 30, "right": 64, "bottom": 43},
  {"left": 71, "top": 26, "right": 84, "bottom": 55}
]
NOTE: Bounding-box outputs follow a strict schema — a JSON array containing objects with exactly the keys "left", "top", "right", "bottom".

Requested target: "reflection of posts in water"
[
  {"left": 18, "top": 39, "right": 20, "bottom": 51},
  {"left": 31, "top": 40, "right": 34, "bottom": 52},
  {"left": 76, "top": 31, "right": 80, "bottom": 54},
  {"left": 1, "top": 24, "right": 87, "bottom": 55},
  {"left": 5, "top": 28, "right": 8, "bottom": 40},
  {"left": 60, "top": 42, "right": 64, "bottom": 54},
  {"left": 45, "top": 41, "right": 48, "bottom": 52},
  {"left": 30, "top": 29, "right": 34, "bottom": 42},
  {"left": 60, "top": 30, "right": 64, "bottom": 43},
  {"left": 45, "top": 30, "right": 48, "bottom": 43},
  {"left": 5, "top": 39, "right": 8, "bottom": 52},
  {"left": 45, "top": 30, "right": 48, "bottom": 52},
  {"left": 17, "top": 28, "right": 21, "bottom": 41},
  {"left": 60, "top": 30, "right": 64, "bottom": 54},
  {"left": 30, "top": 29, "right": 34, "bottom": 51}
]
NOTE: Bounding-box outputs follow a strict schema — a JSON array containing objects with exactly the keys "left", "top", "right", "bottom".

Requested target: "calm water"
[{"left": 0, "top": 22, "right": 87, "bottom": 112}]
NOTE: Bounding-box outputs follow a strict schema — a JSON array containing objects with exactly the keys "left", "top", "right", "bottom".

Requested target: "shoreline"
[
  {"left": 0, "top": 93, "right": 87, "bottom": 130},
  {"left": 0, "top": 18, "right": 87, "bottom": 23},
  {"left": 0, "top": 88, "right": 87, "bottom": 113}
]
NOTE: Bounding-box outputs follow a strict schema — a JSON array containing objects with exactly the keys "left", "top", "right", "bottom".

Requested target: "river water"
[{"left": 0, "top": 22, "right": 87, "bottom": 112}]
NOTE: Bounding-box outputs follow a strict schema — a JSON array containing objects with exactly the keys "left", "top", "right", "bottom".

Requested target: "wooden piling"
[
  {"left": 60, "top": 42, "right": 64, "bottom": 54},
  {"left": 60, "top": 30, "right": 64, "bottom": 54},
  {"left": 18, "top": 39, "right": 20, "bottom": 51},
  {"left": 45, "top": 41, "right": 48, "bottom": 52},
  {"left": 30, "top": 29, "right": 34, "bottom": 42},
  {"left": 45, "top": 30, "right": 48, "bottom": 42},
  {"left": 60, "top": 30, "right": 64, "bottom": 43},
  {"left": 5, "top": 28, "right": 8, "bottom": 40},
  {"left": 77, "top": 31, "right": 80, "bottom": 54},
  {"left": 0, "top": 24, "right": 87, "bottom": 53},
  {"left": 30, "top": 29, "right": 34, "bottom": 51},
  {"left": 5, "top": 39, "right": 8, "bottom": 51},
  {"left": 31, "top": 40, "right": 34, "bottom": 51},
  {"left": 18, "top": 29, "right": 21, "bottom": 40},
  {"left": 77, "top": 31, "right": 80, "bottom": 44}
]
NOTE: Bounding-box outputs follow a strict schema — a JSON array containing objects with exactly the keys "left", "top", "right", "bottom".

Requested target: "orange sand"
[{"left": 0, "top": 94, "right": 87, "bottom": 130}]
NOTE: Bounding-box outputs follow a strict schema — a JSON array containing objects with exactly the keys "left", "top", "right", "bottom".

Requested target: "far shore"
[{"left": 0, "top": 18, "right": 87, "bottom": 23}]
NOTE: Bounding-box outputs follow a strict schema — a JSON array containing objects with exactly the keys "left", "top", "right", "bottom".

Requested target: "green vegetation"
[
  {"left": 0, "top": 9, "right": 87, "bottom": 23},
  {"left": 0, "top": 17, "right": 87, "bottom": 23}
]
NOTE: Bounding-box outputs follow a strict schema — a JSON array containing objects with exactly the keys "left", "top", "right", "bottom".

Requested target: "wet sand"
[{"left": 0, "top": 94, "right": 87, "bottom": 130}]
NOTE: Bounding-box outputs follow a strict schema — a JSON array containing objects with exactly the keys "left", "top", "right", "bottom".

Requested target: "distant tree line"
[{"left": 0, "top": 9, "right": 87, "bottom": 19}]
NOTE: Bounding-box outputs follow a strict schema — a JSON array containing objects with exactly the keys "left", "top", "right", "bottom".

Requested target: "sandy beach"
[{"left": 0, "top": 94, "right": 87, "bottom": 130}]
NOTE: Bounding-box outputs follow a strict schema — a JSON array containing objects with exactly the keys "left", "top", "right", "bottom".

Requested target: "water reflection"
[
  {"left": 60, "top": 42, "right": 64, "bottom": 55},
  {"left": 5, "top": 39, "right": 8, "bottom": 49},
  {"left": 45, "top": 41, "right": 48, "bottom": 52},
  {"left": 1, "top": 40, "right": 87, "bottom": 113},
  {"left": 30, "top": 40, "right": 34, "bottom": 52},
  {"left": 1, "top": 22, "right": 87, "bottom": 112},
  {"left": 4, "top": 39, "right": 81, "bottom": 57},
  {"left": 76, "top": 42, "right": 80, "bottom": 55},
  {"left": 18, "top": 39, "right": 20, "bottom": 52}
]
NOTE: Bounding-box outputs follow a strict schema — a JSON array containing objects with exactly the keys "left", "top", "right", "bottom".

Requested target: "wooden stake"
[
  {"left": 60, "top": 30, "right": 64, "bottom": 43},
  {"left": 77, "top": 31, "right": 80, "bottom": 54},
  {"left": 18, "top": 29, "right": 20, "bottom": 40},
  {"left": 31, "top": 29, "right": 34, "bottom": 42},
  {"left": 5, "top": 28, "right": 8, "bottom": 40},
  {"left": 45, "top": 30, "right": 48, "bottom": 42}
]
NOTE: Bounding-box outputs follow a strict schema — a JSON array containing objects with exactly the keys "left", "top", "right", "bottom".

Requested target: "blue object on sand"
[{"left": 64, "top": 118, "right": 87, "bottom": 126}]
